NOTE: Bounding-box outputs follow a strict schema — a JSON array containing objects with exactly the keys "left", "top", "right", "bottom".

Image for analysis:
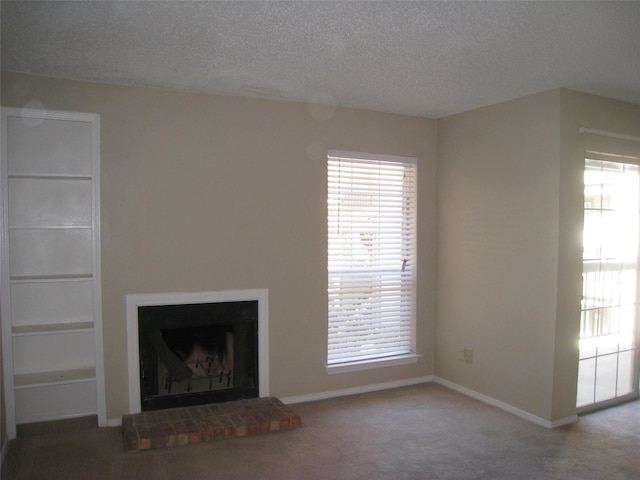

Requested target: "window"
[
  {"left": 578, "top": 156, "right": 640, "bottom": 410},
  {"left": 327, "top": 150, "right": 417, "bottom": 369}
]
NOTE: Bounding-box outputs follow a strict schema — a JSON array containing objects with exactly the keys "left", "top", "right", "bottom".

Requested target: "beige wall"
[
  {"left": 437, "top": 88, "right": 640, "bottom": 423},
  {"left": 3, "top": 71, "right": 638, "bottom": 428},
  {"left": 1, "top": 72, "right": 437, "bottom": 421},
  {"left": 436, "top": 90, "right": 562, "bottom": 421},
  {"left": 553, "top": 89, "right": 640, "bottom": 420}
]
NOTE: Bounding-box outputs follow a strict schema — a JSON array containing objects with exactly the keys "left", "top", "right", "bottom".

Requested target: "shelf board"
[
  {"left": 12, "top": 322, "right": 94, "bottom": 336},
  {"left": 10, "top": 274, "right": 93, "bottom": 283},
  {"left": 9, "top": 225, "right": 92, "bottom": 230},
  {"left": 14, "top": 368, "right": 96, "bottom": 389},
  {"left": 7, "top": 173, "right": 92, "bottom": 180}
]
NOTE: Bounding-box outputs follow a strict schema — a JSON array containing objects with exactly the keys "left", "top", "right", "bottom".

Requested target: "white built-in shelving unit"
[{"left": 1, "top": 108, "right": 106, "bottom": 438}]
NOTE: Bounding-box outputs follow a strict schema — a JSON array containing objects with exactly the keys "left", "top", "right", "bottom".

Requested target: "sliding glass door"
[{"left": 577, "top": 157, "right": 640, "bottom": 411}]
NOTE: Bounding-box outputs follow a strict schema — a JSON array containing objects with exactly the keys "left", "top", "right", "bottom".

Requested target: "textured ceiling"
[{"left": 2, "top": 1, "right": 640, "bottom": 118}]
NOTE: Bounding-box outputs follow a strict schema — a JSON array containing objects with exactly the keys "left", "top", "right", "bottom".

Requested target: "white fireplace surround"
[{"left": 126, "top": 289, "right": 269, "bottom": 414}]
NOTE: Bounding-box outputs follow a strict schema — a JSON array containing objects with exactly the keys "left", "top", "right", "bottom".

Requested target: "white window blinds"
[{"left": 327, "top": 151, "right": 417, "bottom": 365}]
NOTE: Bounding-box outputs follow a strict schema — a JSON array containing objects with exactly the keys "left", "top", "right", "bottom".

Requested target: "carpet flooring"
[{"left": 2, "top": 383, "right": 639, "bottom": 479}]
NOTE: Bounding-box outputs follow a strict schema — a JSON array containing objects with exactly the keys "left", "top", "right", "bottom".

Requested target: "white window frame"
[{"left": 327, "top": 150, "right": 419, "bottom": 373}]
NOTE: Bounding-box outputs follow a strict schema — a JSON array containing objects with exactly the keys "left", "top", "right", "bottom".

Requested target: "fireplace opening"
[{"left": 138, "top": 300, "right": 258, "bottom": 411}]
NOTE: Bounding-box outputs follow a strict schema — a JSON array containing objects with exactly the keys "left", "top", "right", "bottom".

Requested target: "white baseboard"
[
  {"left": 433, "top": 376, "right": 578, "bottom": 429},
  {"left": 108, "top": 375, "right": 578, "bottom": 429},
  {"left": 109, "top": 377, "right": 432, "bottom": 425},
  {"left": 106, "top": 417, "right": 123, "bottom": 427},
  {"left": 549, "top": 414, "right": 579, "bottom": 428},
  {"left": 279, "top": 376, "right": 433, "bottom": 405}
]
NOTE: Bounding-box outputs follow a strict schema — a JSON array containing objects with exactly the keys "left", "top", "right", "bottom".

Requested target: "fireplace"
[{"left": 126, "top": 290, "right": 269, "bottom": 414}]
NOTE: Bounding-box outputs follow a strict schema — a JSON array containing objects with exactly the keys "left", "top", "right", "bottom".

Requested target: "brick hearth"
[{"left": 122, "top": 397, "right": 301, "bottom": 452}]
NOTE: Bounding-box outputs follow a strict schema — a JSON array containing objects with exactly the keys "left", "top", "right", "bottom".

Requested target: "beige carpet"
[{"left": 2, "top": 383, "right": 639, "bottom": 479}]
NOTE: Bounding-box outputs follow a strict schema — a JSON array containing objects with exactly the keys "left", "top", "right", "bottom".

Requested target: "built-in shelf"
[
  {"left": 2, "top": 107, "right": 105, "bottom": 437},
  {"left": 14, "top": 368, "right": 96, "bottom": 389},
  {"left": 12, "top": 322, "right": 94, "bottom": 336}
]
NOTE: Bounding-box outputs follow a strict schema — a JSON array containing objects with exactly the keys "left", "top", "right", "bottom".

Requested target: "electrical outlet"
[{"left": 463, "top": 347, "right": 473, "bottom": 364}]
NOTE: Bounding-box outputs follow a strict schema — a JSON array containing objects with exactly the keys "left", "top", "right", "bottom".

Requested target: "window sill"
[{"left": 327, "top": 353, "right": 421, "bottom": 375}]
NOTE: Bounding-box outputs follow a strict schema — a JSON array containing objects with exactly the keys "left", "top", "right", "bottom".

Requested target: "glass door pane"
[{"left": 577, "top": 159, "right": 640, "bottom": 410}]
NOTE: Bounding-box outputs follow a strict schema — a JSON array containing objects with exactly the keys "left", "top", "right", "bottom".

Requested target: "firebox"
[{"left": 137, "top": 301, "right": 259, "bottom": 411}]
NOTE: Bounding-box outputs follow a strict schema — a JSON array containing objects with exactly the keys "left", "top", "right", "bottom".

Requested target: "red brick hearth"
[{"left": 122, "top": 397, "right": 301, "bottom": 452}]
